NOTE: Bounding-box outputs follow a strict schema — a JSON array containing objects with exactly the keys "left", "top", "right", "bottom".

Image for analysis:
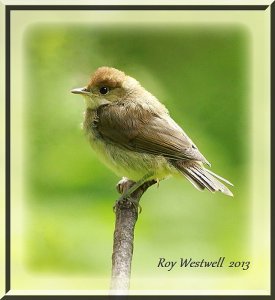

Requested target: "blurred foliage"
[{"left": 24, "top": 23, "right": 250, "bottom": 287}]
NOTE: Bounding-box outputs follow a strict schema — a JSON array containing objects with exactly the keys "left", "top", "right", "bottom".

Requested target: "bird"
[{"left": 71, "top": 66, "right": 233, "bottom": 205}]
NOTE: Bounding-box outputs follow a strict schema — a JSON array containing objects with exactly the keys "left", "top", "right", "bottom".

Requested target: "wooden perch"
[{"left": 110, "top": 178, "right": 157, "bottom": 294}]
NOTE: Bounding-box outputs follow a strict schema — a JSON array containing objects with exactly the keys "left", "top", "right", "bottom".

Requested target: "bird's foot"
[
  {"left": 116, "top": 177, "right": 135, "bottom": 194},
  {"left": 114, "top": 176, "right": 150, "bottom": 214}
]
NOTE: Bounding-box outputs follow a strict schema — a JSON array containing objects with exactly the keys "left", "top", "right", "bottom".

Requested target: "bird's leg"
[
  {"left": 114, "top": 177, "right": 138, "bottom": 213},
  {"left": 114, "top": 172, "right": 154, "bottom": 213},
  {"left": 120, "top": 172, "right": 154, "bottom": 199}
]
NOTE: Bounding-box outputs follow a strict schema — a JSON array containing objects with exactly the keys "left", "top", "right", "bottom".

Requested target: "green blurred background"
[{"left": 24, "top": 23, "right": 249, "bottom": 289}]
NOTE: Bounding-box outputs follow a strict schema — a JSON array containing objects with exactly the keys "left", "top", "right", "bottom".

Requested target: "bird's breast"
[{"left": 82, "top": 108, "right": 176, "bottom": 181}]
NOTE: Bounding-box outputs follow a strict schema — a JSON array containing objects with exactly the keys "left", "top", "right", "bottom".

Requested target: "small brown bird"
[{"left": 71, "top": 67, "right": 233, "bottom": 201}]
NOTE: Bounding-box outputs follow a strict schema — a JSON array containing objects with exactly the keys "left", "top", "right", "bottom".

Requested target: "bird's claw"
[
  {"left": 156, "top": 178, "right": 160, "bottom": 188},
  {"left": 114, "top": 177, "right": 143, "bottom": 213}
]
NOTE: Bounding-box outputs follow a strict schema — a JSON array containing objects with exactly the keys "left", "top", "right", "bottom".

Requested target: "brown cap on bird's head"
[
  {"left": 87, "top": 67, "right": 127, "bottom": 90},
  {"left": 71, "top": 66, "right": 139, "bottom": 102}
]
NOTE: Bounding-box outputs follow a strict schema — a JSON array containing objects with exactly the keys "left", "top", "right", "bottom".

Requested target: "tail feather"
[
  {"left": 172, "top": 161, "right": 233, "bottom": 197},
  {"left": 181, "top": 170, "right": 205, "bottom": 191},
  {"left": 183, "top": 166, "right": 216, "bottom": 193},
  {"left": 204, "top": 168, "right": 234, "bottom": 186},
  {"left": 192, "top": 165, "right": 233, "bottom": 196}
]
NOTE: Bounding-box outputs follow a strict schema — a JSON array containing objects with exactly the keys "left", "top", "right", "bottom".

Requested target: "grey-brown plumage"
[{"left": 72, "top": 66, "right": 233, "bottom": 197}]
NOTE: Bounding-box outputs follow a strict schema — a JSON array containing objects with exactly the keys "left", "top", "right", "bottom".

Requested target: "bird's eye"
[{"left": 99, "top": 86, "right": 109, "bottom": 95}]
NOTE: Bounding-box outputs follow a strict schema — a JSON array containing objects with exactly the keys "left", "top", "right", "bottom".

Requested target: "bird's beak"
[{"left": 71, "top": 87, "right": 89, "bottom": 95}]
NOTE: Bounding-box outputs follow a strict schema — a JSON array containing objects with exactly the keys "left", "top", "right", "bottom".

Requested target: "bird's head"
[{"left": 71, "top": 67, "right": 139, "bottom": 108}]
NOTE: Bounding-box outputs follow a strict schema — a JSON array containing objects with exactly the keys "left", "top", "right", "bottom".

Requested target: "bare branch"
[{"left": 110, "top": 179, "right": 156, "bottom": 294}]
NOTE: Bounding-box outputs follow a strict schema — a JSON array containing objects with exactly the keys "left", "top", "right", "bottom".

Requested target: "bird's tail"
[{"left": 172, "top": 160, "right": 233, "bottom": 197}]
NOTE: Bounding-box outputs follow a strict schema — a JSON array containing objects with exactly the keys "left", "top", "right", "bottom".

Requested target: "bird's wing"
[{"left": 95, "top": 103, "right": 210, "bottom": 164}]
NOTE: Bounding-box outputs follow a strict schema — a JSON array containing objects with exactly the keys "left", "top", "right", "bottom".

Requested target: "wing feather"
[{"left": 95, "top": 103, "right": 210, "bottom": 164}]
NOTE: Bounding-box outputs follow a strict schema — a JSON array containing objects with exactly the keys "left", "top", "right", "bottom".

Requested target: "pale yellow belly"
[{"left": 87, "top": 134, "right": 176, "bottom": 181}]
